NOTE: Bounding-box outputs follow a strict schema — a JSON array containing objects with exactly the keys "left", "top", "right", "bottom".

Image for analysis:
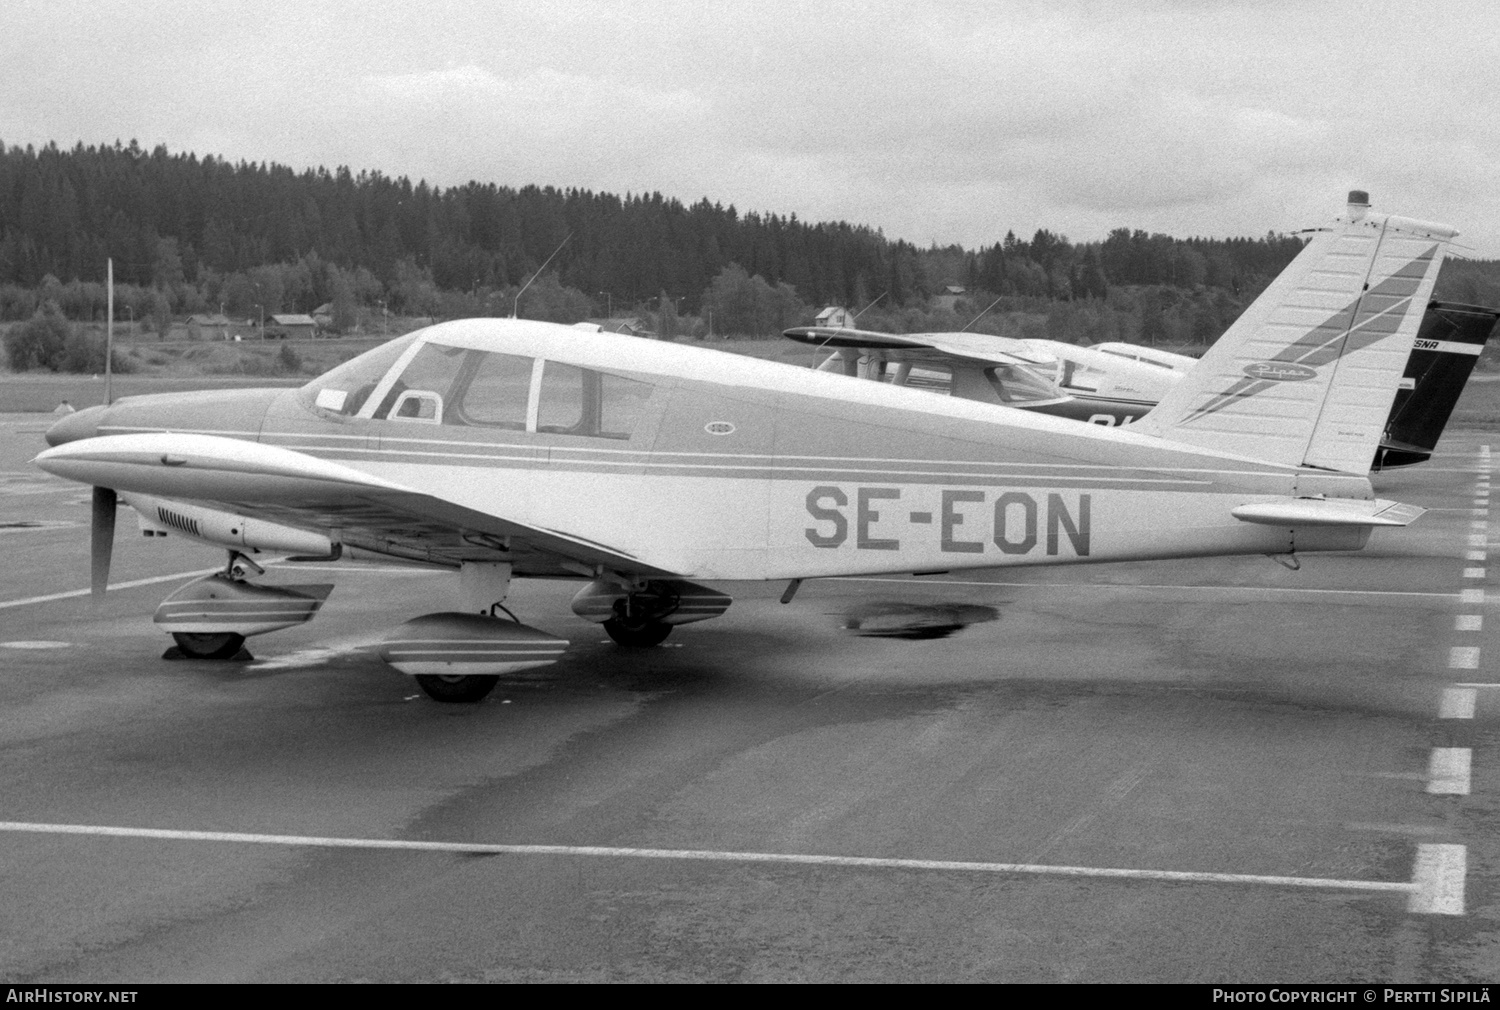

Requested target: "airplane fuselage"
[{"left": 45, "top": 320, "right": 1382, "bottom": 584}]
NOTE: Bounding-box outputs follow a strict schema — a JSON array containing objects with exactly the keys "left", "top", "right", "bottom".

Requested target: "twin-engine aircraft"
[
  {"left": 36, "top": 192, "right": 1453, "bottom": 702},
  {"left": 787, "top": 289, "right": 1499, "bottom": 472}
]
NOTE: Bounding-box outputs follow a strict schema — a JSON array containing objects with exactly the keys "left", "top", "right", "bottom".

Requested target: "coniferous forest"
[{"left": 1, "top": 139, "right": 1497, "bottom": 352}]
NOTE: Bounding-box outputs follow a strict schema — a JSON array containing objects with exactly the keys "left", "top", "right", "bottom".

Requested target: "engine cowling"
[{"left": 124, "top": 493, "right": 333, "bottom": 557}]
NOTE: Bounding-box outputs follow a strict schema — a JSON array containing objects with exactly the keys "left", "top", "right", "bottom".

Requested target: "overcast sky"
[{"left": 4, "top": 0, "right": 1498, "bottom": 255}]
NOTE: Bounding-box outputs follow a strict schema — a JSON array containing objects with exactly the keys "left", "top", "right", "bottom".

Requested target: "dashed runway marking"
[
  {"left": 1455, "top": 615, "right": 1483, "bottom": 631},
  {"left": 1409, "top": 845, "right": 1466, "bottom": 915},
  {"left": 1449, "top": 647, "right": 1481, "bottom": 670},
  {"left": 1459, "top": 589, "right": 1486, "bottom": 605},
  {"left": 1427, "top": 748, "right": 1472, "bottom": 796},
  {"left": 1440, "top": 689, "right": 1477, "bottom": 720},
  {"left": 1463, "top": 568, "right": 1487, "bottom": 579},
  {"left": 0, "top": 821, "right": 1461, "bottom": 913},
  {"left": 0, "top": 641, "right": 71, "bottom": 650}
]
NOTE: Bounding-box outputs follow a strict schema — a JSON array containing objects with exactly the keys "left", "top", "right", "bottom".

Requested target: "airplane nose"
[{"left": 44, "top": 405, "right": 106, "bottom": 446}]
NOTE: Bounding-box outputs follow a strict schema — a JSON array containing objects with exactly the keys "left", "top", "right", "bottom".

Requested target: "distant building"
[
  {"left": 268, "top": 314, "right": 317, "bottom": 339},
  {"left": 933, "top": 285, "right": 967, "bottom": 311},
  {"left": 583, "top": 317, "right": 656, "bottom": 338},
  {"left": 311, "top": 302, "right": 334, "bottom": 328},
  {"left": 814, "top": 306, "right": 855, "bottom": 329},
  {"left": 185, "top": 313, "right": 232, "bottom": 340}
]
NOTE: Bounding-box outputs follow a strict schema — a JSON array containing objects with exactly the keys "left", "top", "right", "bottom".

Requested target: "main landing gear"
[
  {"left": 378, "top": 563, "right": 569, "bottom": 704},
  {"left": 602, "top": 611, "right": 674, "bottom": 648},
  {"left": 570, "top": 577, "right": 732, "bottom": 647}
]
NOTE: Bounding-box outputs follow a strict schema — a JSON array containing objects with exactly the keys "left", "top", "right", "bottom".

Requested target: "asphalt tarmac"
[{"left": 0, "top": 411, "right": 1496, "bottom": 983}]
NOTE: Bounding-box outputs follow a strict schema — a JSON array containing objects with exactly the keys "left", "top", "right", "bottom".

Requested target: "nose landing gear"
[{"left": 154, "top": 550, "right": 333, "bottom": 660}]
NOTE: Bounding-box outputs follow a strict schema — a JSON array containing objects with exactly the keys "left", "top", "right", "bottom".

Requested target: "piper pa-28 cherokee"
[{"left": 36, "top": 191, "right": 1454, "bottom": 703}]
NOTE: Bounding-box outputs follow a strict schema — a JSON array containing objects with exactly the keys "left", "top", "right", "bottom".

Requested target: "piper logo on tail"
[{"left": 1242, "top": 362, "right": 1318, "bottom": 382}]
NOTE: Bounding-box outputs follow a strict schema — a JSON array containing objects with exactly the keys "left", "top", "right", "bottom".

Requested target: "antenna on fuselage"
[
  {"left": 512, "top": 233, "right": 572, "bottom": 319},
  {"left": 960, "top": 295, "right": 1004, "bottom": 332},
  {"left": 104, "top": 257, "right": 114, "bottom": 405}
]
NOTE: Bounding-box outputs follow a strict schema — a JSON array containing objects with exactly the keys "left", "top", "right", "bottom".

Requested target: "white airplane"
[
  {"left": 35, "top": 191, "right": 1453, "bottom": 702},
  {"left": 784, "top": 326, "right": 1184, "bottom": 425},
  {"left": 788, "top": 269, "right": 1498, "bottom": 470}
]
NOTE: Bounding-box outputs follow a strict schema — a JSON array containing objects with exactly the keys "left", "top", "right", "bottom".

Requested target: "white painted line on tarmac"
[
  {"left": 1463, "top": 568, "right": 1487, "bottom": 579},
  {"left": 1440, "top": 689, "right": 1477, "bottom": 720},
  {"left": 0, "top": 820, "right": 1438, "bottom": 904},
  {"left": 1470, "top": 534, "right": 1487, "bottom": 547},
  {"left": 0, "top": 555, "right": 412, "bottom": 612},
  {"left": 1449, "top": 647, "right": 1481, "bottom": 670},
  {"left": 0, "top": 568, "right": 220, "bottom": 611},
  {"left": 833, "top": 578, "right": 1461, "bottom": 600},
  {"left": 1453, "top": 682, "right": 1500, "bottom": 689},
  {"left": 1467, "top": 551, "right": 1488, "bottom": 563},
  {"left": 1427, "top": 749, "right": 1472, "bottom": 795},
  {"left": 1343, "top": 822, "right": 1445, "bottom": 836},
  {"left": 0, "top": 641, "right": 71, "bottom": 649},
  {"left": 1471, "top": 520, "right": 1489, "bottom": 530},
  {"left": 1409, "top": 844, "right": 1467, "bottom": 915},
  {"left": 1460, "top": 589, "right": 1487, "bottom": 605},
  {"left": 1455, "top": 615, "right": 1483, "bottom": 631}
]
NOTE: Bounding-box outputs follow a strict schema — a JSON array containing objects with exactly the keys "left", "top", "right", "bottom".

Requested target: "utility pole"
[{"left": 104, "top": 258, "right": 113, "bottom": 405}]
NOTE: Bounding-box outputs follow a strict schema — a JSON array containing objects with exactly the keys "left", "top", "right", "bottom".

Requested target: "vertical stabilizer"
[{"left": 1136, "top": 193, "right": 1456, "bottom": 473}]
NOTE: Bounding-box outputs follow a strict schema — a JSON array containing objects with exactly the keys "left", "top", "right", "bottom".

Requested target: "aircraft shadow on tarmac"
[{"left": 836, "top": 601, "right": 1000, "bottom": 640}]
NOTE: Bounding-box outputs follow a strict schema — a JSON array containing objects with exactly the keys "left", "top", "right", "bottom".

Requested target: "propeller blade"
[{"left": 91, "top": 486, "right": 116, "bottom": 601}]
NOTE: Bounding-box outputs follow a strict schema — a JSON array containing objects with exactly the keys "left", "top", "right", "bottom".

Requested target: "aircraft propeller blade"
[{"left": 91, "top": 486, "right": 116, "bottom": 601}]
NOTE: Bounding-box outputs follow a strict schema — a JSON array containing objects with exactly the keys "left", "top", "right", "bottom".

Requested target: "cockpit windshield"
[
  {"left": 299, "top": 334, "right": 420, "bottom": 416},
  {"left": 983, "top": 363, "right": 1060, "bottom": 403}
]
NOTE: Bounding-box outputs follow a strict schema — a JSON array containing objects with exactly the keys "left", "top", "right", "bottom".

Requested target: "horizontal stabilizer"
[{"left": 1231, "top": 497, "right": 1426, "bottom": 527}]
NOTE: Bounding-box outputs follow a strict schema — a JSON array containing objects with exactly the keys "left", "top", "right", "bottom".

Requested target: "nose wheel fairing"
[{"left": 153, "top": 574, "right": 334, "bottom": 637}]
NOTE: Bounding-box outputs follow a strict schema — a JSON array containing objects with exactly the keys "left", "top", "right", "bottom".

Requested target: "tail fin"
[
  {"left": 1374, "top": 300, "right": 1500, "bottom": 469},
  {"left": 1135, "top": 192, "right": 1457, "bottom": 473}
]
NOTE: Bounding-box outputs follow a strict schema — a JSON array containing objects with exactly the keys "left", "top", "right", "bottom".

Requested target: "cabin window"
[
  {"left": 902, "top": 365, "right": 954, "bottom": 395},
  {"left": 537, "top": 361, "right": 653, "bottom": 439},
  {"left": 300, "top": 333, "right": 419, "bottom": 416},
  {"left": 373, "top": 342, "right": 470, "bottom": 422},
  {"left": 983, "top": 364, "right": 1057, "bottom": 404},
  {"left": 452, "top": 351, "right": 535, "bottom": 429},
  {"left": 1059, "top": 360, "right": 1104, "bottom": 392}
]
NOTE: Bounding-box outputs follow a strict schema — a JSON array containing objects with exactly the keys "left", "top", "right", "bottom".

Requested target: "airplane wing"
[
  {"left": 37, "top": 432, "right": 678, "bottom": 577},
  {"left": 783, "top": 326, "right": 1049, "bottom": 369}
]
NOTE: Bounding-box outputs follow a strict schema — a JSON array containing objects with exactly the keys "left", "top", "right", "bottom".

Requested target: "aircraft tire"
[
  {"left": 602, "top": 618, "right": 673, "bottom": 647},
  {"left": 414, "top": 673, "right": 500, "bottom": 703},
  {"left": 171, "top": 632, "right": 246, "bottom": 660}
]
